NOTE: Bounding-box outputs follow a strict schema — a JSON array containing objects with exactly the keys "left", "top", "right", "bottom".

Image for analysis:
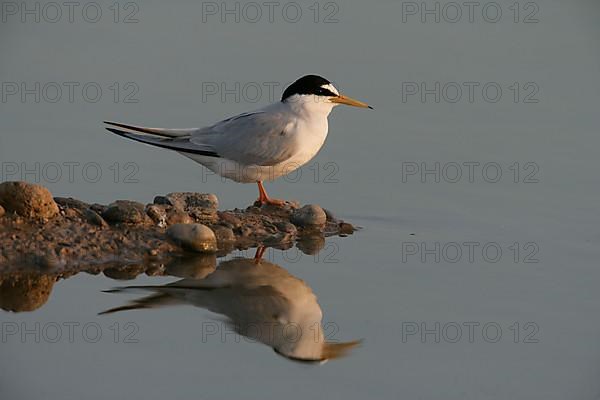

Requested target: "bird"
[
  {"left": 104, "top": 75, "right": 372, "bottom": 206},
  {"left": 99, "top": 253, "right": 361, "bottom": 363}
]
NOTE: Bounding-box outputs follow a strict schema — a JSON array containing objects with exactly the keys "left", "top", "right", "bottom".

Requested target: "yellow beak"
[{"left": 330, "top": 94, "right": 373, "bottom": 109}]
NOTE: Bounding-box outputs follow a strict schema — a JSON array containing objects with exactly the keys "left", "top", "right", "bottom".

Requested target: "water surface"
[{"left": 1, "top": 0, "right": 600, "bottom": 398}]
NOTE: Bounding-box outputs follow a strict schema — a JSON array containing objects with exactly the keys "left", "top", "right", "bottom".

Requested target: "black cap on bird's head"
[
  {"left": 281, "top": 75, "right": 335, "bottom": 100},
  {"left": 281, "top": 75, "right": 373, "bottom": 109}
]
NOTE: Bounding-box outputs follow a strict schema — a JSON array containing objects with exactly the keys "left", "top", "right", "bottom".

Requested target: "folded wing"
[{"left": 192, "top": 111, "right": 296, "bottom": 167}]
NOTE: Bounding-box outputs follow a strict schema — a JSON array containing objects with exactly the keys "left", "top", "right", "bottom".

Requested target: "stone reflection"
[
  {"left": 100, "top": 247, "right": 360, "bottom": 363},
  {"left": 0, "top": 273, "right": 56, "bottom": 312}
]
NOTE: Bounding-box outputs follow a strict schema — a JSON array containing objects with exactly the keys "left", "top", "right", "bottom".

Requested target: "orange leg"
[
  {"left": 253, "top": 245, "right": 266, "bottom": 263},
  {"left": 255, "top": 181, "right": 286, "bottom": 206}
]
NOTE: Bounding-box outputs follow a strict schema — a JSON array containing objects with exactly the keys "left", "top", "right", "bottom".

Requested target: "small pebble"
[
  {"left": 53, "top": 197, "right": 90, "bottom": 211},
  {"left": 83, "top": 209, "right": 108, "bottom": 227},
  {"left": 291, "top": 204, "right": 327, "bottom": 227},
  {"left": 212, "top": 225, "right": 236, "bottom": 243},
  {"left": 102, "top": 200, "right": 148, "bottom": 225},
  {"left": 154, "top": 192, "right": 218, "bottom": 211},
  {"left": 218, "top": 212, "right": 242, "bottom": 228},
  {"left": 167, "top": 223, "right": 217, "bottom": 253},
  {"left": 146, "top": 204, "right": 168, "bottom": 227},
  {"left": 166, "top": 209, "right": 193, "bottom": 225},
  {"left": 339, "top": 222, "right": 355, "bottom": 235},
  {"left": 90, "top": 203, "right": 108, "bottom": 215},
  {"left": 323, "top": 208, "right": 336, "bottom": 221},
  {"left": 274, "top": 221, "right": 297, "bottom": 235}
]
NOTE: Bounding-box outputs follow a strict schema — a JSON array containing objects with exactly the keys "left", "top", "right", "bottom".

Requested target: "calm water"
[{"left": 2, "top": 0, "right": 600, "bottom": 398}]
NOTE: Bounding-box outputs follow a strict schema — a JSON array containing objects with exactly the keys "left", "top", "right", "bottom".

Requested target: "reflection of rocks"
[
  {"left": 103, "top": 264, "right": 147, "bottom": 280},
  {"left": 165, "top": 255, "right": 216, "bottom": 278},
  {"left": 0, "top": 181, "right": 59, "bottom": 219},
  {"left": 0, "top": 273, "right": 55, "bottom": 312},
  {"left": 0, "top": 182, "right": 355, "bottom": 270},
  {"left": 297, "top": 235, "right": 326, "bottom": 255}
]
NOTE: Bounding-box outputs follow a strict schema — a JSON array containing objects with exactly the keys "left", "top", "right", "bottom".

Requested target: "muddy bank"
[{"left": 0, "top": 181, "right": 356, "bottom": 272}]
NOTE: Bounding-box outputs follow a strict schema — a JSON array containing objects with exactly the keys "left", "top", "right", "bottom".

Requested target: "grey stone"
[
  {"left": 154, "top": 192, "right": 218, "bottom": 211},
  {"left": 102, "top": 200, "right": 148, "bottom": 224},
  {"left": 212, "top": 225, "right": 236, "bottom": 243},
  {"left": 54, "top": 197, "right": 90, "bottom": 211},
  {"left": 218, "top": 212, "right": 242, "bottom": 228},
  {"left": 323, "top": 208, "right": 336, "bottom": 221},
  {"left": 90, "top": 203, "right": 107, "bottom": 215},
  {"left": 274, "top": 221, "right": 298, "bottom": 235},
  {"left": 83, "top": 209, "right": 108, "bottom": 227},
  {"left": 290, "top": 204, "right": 327, "bottom": 227},
  {"left": 339, "top": 222, "right": 355, "bottom": 235},
  {"left": 166, "top": 209, "right": 193, "bottom": 225},
  {"left": 167, "top": 223, "right": 217, "bottom": 253},
  {"left": 146, "top": 204, "right": 168, "bottom": 227},
  {"left": 187, "top": 207, "right": 218, "bottom": 224},
  {"left": 0, "top": 181, "right": 59, "bottom": 219}
]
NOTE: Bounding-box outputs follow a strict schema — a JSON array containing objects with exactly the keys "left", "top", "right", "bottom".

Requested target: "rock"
[
  {"left": 64, "top": 208, "right": 82, "bottom": 219},
  {"left": 154, "top": 193, "right": 218, "bottom": 224},
  {"left": 167, "top": 223, "right": 217, "bottom": 253},
  {"left": 90, "top": 203, "right": 107, "bottom": 215},
  {"left": 102, "top": 200, "right": 148, "bottom": 225},
  {"left": 218, "top": 211, "right": 242, "bottom": 228},
  {"left": 236, "top": 226, "right": 254, "bottom": 237},
  {"left": 146, "top": 204, "right": 168, "bottom": 227},
  {"left": 188, "top": 207, "right": 218, "bottom": 224},
  {"left": 54, "top": 197, "right": 90, "bottom": 211},
  {"left": 0, "top": 181, "right": 59, "bottom": 219},
  {"left": 339, "top": 222, "right": 355, "bottom": 235},
  {"left": 212, "top": 225, "right": 236, "bottom": 243},
  {"left": 154, "top": 192, "right": 218, "bottom": 211},
  {"left": 323, "top": 208, "right": 336, "bottom": 221},
  {"left": 166, "top": 209, "right": 193, "bottom": 225},
  {"left": 265, "top": 232, "right": 293, "bottom": 246},
  {"left": 274, "top": 221, "right": 297, "bottom": 235},
  {"left": 83, "top": 209, "right": 108, "bottom": 227},
  {"left": 290, "top": 204, "right": 327, "bottom": 227},
  {"left": 0, "top": 205, "right": 4, "bottom": 218}
]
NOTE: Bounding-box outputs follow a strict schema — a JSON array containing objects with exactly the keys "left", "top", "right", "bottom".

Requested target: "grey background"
[{"left": 1, "top": 0, "right": 599, "bottom": 399}]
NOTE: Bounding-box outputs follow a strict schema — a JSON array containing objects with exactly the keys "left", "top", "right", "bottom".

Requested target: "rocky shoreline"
[{"left": 0, "top": 181, "right": 356, "bottom": 273}]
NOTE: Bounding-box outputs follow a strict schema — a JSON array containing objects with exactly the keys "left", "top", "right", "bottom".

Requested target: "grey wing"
[{"left": 190, "top": 112, "right": 296, "bottom": 166}]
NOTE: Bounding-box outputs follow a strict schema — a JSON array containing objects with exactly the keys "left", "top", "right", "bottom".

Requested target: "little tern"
[{"left": 104, "top": 75, "right": 371, "bottom": 205}]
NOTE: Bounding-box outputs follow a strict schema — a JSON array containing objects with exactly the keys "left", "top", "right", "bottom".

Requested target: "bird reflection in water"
[{"left": 100, "top": 247, "right": 360, "bottom": 363}]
